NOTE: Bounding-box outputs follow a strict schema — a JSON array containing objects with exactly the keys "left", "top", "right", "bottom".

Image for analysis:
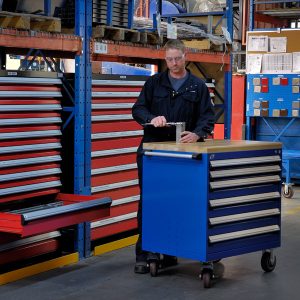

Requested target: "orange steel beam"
[
  {"left": 0, "top": 29, "right": 82, "bottom": 56},
  {"left": 91, "top": 41, "right": 230, "bottom": 65}
]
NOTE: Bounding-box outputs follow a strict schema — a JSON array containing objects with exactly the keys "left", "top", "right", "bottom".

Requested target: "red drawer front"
[
  {"left": 110, "top": 201, "right": 138, "bottom": 217},
  {"left": 91, "top": 219, "right": 137, "bottom": 240},
  {"left": 0, "top": 150, "right": 60, "bottom": 161},
  {"left": 93, "top": 186, "right": 140, "bottom": 200},
  {"left": 0, "top": 137, "right": 61, "bottom": 148},
  {"left": 0, "top": 175, "right": 60, "bottom": 188},
  {"left": 0, "top": 99, "right": 61, "bottom": 105},
  {"left": 0, "top": 85, "right": 61, "bottom": 92},
  {"left": 0, "top": 112, "right": 60, "bottom": 119},
  {"left": 0, "top": 193, "right": 111, "bottom": 237},
  {"left": 0, "top": 163, "right": 60, "bottom": 175},
  {"left": 0, "top": 239, "right": 60, "bottom": 265},
  {"left": 92, "top": 121, "right": 141, "bottom": 133},
  {"left": 92, "top": 170, "right": 138, "bottom": 186},
  {"left": 261, "top": 85, "right": 269, "bottom": 93},
  {"left": 92, "top": 137, "right": 141, "bottom": 151},
  {"left": 0, "top": 189, "right": 61, "bottom": 204},
  {"left": 0, "top": 124, "right": 60, "bottom": 133},
  {"left": 91, "top": 201, "right": 139, "bottom": 223},
  {"left": 93, "top": 98, "right": 137, "bottom": 104},
  {"left": 280, "top": 78, "right": 288, "bottom": 85},
  {"left": 92, "top": 109, "right": 132, "bottom": 116},
  {"left": 93, "top": 86, "right": 142, "bottom": 92},
  {"left": 92, "top": 153, "right": 136, "bottom": 169}
]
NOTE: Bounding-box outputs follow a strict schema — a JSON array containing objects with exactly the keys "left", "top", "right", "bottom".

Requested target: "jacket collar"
[{"left": 160, "top": 69, "right": 193, "bottom": 90}]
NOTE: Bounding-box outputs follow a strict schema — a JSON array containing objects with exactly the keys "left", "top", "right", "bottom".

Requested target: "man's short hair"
[{"left": 164, "top": 39, "right": 186, "bottom": 52}]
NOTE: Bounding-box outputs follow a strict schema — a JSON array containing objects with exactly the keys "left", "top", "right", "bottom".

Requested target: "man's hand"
[
  {"left": 180, "top": 131, "right": 200, "bottom": 143},
  {"left": 150, "top": 116, "right": 167, "bottom": 127}
]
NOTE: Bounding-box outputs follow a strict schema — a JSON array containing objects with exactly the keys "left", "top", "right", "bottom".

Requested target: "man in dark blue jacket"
[{"left": 132, "top": 39, "right": 215, "bottom": 274}]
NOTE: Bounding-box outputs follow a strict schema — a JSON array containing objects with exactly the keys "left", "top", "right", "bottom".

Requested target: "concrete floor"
[{"left": 1, "top": 187, "right": 300, "bottom": 300}]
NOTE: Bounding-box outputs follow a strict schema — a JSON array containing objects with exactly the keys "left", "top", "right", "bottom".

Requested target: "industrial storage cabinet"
[
  {"left": 89, "top": 74, "right": 148, "bottom": 241},
  {"left": 142, "top": 140, "right": 282, "bottom": 288},
  {"left": 0, "top": 71, "right": 111, "bottom": 266},
  {"left": 246, "top": 73, "right": 300, "bottom": 197}
]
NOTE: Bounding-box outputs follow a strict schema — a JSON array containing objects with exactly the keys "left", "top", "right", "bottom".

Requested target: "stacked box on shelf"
[
  {"left": 93, "top": 0, "right": 129, "bottom": 27},
  {"left": 90, "top": 74, "right": 148, "bottom": 240}
]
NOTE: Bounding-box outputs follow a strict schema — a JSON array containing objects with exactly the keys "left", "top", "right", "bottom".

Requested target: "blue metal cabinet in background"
[
  {"left": 142, "top": 140, "right": 282, "bottom": 287},
  {"left": 246, "top": 74, "right": 300, "bottom": 198}
]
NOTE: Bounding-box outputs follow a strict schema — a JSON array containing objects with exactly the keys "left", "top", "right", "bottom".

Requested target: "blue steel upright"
[
  {"left": 74, "top": 0, "right": 93, "bottom": 258},
  {"left": 142, "top": 140, "right": 281, "bottom": 279}
]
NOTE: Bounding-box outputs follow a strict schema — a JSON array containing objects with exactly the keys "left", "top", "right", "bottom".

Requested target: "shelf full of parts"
[{"left": 246, "top": 0, "right": 300, "bottom": 199}]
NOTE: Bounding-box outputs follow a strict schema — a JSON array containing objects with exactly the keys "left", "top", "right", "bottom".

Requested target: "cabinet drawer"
[{"left": 0, "top": 193, "right": 111, "bottom": 237}]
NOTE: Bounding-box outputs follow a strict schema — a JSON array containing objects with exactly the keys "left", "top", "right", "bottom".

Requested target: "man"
[{"left": 132, "top": 39, "right": 215, "bottom": 274}]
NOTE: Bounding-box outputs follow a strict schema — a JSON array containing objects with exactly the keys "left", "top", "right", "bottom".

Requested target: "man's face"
[{"left": 165, "top": 48, "right": 186, "bottom": 74}]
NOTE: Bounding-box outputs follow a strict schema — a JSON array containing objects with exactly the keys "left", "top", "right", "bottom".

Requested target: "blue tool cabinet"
[
  {"left": 142, "top": 140, "right": 282, "bottom": 287},
  {"left": 246, "top": 74, "right": 300, "bottom": 198}
]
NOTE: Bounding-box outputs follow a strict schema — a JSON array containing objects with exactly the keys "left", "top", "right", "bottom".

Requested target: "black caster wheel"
[
  {"left": 149, "top": 261, "right": 158, "bottom": 277},
  {"left": 261, "top": 252, "right": 276, "bottom": 272},
  {"left": 282, "top": 185, "right": 294, "bottom": 198},
  {"left": 201, "top": 269, "right": 213, "bottom": 289},
  {"left": 201, "top": 270, "right": 212, "bottom": 288}
]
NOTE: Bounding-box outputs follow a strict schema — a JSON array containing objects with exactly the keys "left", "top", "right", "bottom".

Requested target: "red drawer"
[
  {"left": 93, "top": 185, "right": 140, "bottom": 200},
  {"left": 261, "top": 78, "right": 269, "bottom": 85},
  {"left": 92, "top": 153, "right": 136, "bottom": 169},
  {"left": 280, "top": 78, "right": 288, "bottom": 85},
  {"left": 0, "top": 193, "right": 111, "bottom": 237},
  {"left": 0, "top": 239, "right": 60, "bottom": 265},
  {"left": 93, "top": 86, "right": 142, "bottom": 92},
  {"left": 91, "top": 169, "right": 138, "bottom": 186},
  {"left": 91, "top": 219, "right": 137, "bottom": 240},
  {"left": 92, "top": 121, "right": 141, "bottom": 133},
  {"left": 261, "top": 85, "right": 269, "bottom": 93},
  {"left": 92, "top": 137, "right": 142, "bottom": 151}
]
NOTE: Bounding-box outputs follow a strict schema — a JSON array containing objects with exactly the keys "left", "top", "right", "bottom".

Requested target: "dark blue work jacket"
[{"left": 132, "top": 70, "right": 215, "bottom": 143}]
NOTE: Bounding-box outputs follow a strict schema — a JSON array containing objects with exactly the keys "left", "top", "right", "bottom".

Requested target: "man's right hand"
[{"left": 150, "top": 116, "right": 167, "bottom": 127}]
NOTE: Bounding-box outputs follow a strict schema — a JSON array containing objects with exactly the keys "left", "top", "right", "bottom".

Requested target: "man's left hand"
[{"left": 180, "top": 131, "right": 200, "bottom": 143}]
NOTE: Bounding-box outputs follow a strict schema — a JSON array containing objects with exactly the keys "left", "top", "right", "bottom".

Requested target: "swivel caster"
[
  {"left": 147, "top": 252, "right": 160, "bottom": 277},
  {"left": 261, "top": 251, "right": 276, "bottom": 272},
  {"left": 201, "top": 267, "right": 213, "bottom": 288},
  {"left": 282, "top": 184, "right": 294, "bottom": 198},
  {"left": 149, "top": 261, "right": 158, "bottom": 277}
]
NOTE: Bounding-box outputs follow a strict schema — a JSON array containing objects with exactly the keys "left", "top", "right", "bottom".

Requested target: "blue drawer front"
[
  {"left": 207, "top": 149, "right": 282, "bottom": 261},
  {"left": 142, "top": 151, "right": 209, "bottom": 261}
]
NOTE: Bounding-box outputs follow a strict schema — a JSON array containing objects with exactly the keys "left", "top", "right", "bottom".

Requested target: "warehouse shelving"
[
  {"left": 0, "top": 29, "right": 82, "bottom": 56},
  {"left": 0, "top": 0, "right": 234, "bottom": 273},
  {"left": 91, "top": 40, "right": 231, "bottom": 65},
  {"left": 249, "top": 0, "right": 300, "bottom": 30},
  {"left": 246, "top": 2, "right": 300, "bottom": 198}
]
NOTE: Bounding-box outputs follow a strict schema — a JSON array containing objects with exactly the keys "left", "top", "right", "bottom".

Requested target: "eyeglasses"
[{"left": 165, "top": 55, "right": 184, "bottom": 63}]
